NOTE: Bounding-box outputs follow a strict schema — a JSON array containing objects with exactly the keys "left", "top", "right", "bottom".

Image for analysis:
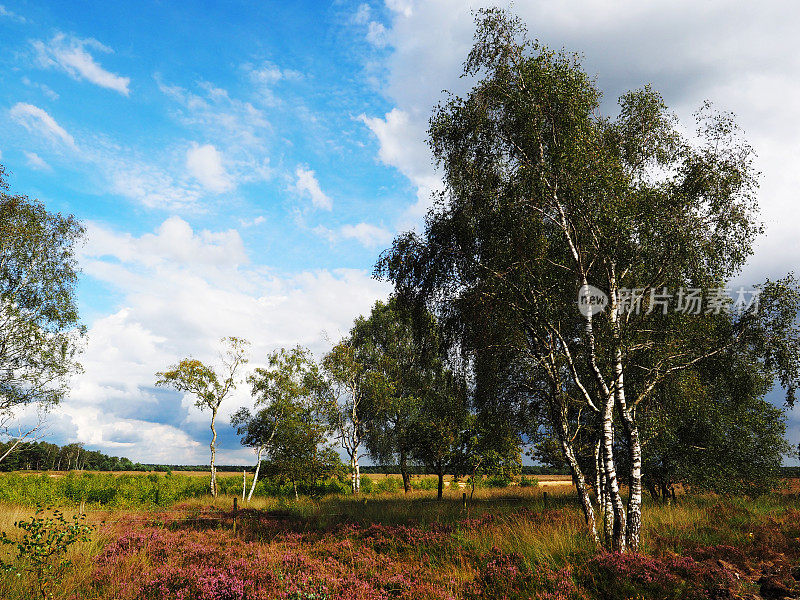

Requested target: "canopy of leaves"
[{"left": 0, "top": 164, "right": 85, "bottom": 424}]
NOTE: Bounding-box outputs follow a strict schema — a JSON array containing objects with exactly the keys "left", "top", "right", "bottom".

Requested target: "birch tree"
[
  {"left": 231, "top": 406, "right": 279, "bottom": 502},
  {"left": 244, "top": 346, "right": 332, "bottom": 498},
  {"left": 0, "top": 164, "right": 85, "bottom": 457},
  {"left": 156, "top": 337, "right": 248, "bottom": 497},
  {"left": 378, "top": 8, "right": 800, "bottom": 551},
  {"left": 321, "top": 341, "right": 373, "bottom": 494}
]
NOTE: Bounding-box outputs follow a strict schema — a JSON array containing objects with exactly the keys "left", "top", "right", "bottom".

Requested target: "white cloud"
[
  {"left": 158, "top": 78, "right": 269, "bottom": 151},
  {"left": 366, "top": 21, "right": 389, "bottom": 48},
  {"left": 359, "top": 108, "right": 441, "bottom": 215},
  {"left": 354, "top": 3, "right": 372, "bottom": 24},
  {"left": 340, "top": 222, "right": 393, "bottom": 248},
  {"left": 22, "top": 77, "right": 60, "bottom": 101},
  {"left": 32, "top": 33, "right": 130, "bottom": 95},
  {"left": 23, "top": 151, "right": 51, "bottom": 171},
  {"left": 186, "top": 143, "right": 234, "bottom": 193},
  {"left": 239, "top": 215, "right": 266, "bottom": 227},
  {"left": 9, "top": 103, "right": 77, "bottom": 150},
  {"left": 61, "top": 218, "right": 390, "bottom": 463},
  {"left": 0, "top": 4, "right": 25, "bottom": 22},
  {"left": 293, "top": 166, "right": 333, "bottom": 210}
]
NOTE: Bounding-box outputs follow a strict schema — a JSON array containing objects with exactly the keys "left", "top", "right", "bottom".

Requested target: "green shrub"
[
  {"left": 359, "top": 475, "right": 374, "bottom": 494},
  {"left": 519, "top": 476, "right": 539, "bottom": 488},
  {"left": 0, "top": 506, "right": 95, "bottom": 599},
  {"left": 375, "top": 477, "right": 403, "bottom": 493},
  {"left": 410, "top": 477, "right": 438, "bottom": 491}
]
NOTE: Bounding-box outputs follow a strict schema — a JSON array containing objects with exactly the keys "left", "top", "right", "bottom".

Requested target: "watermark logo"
[
  {"left": 576, "top": 285, "right": 760, "bottom": 316},
  {"left": 578, "top": 284, "right": 608, "bottom": 317}
]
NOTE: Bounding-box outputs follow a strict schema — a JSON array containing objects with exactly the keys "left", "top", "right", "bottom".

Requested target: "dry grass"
[{"left": 0, "top": 484, "right": 797, "bottom": 598}]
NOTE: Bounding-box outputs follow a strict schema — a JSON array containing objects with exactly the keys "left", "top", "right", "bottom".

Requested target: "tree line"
[{"left": 0, "top": 440, "right": 156, "bottom": 472}]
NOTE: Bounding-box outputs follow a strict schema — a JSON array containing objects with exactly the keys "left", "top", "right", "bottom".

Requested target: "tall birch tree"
[
  {"left": 378, "top": 8, "right": 800, "bottom": 551},
  {"left": 156, "top": 336, "right": 249, "bottom": 497},
  {"left": 0, "top": 164, "right": 85, "bottom": 456}
]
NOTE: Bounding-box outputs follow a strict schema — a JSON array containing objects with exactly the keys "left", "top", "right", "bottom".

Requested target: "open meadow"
[{"left": 0, "top": 472, "right": 798, "bottom": 599}]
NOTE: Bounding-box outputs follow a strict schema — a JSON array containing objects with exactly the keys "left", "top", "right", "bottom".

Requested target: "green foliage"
[
  {"left": 518, "top": 476, "right": 538, "bottom": 488},
  {"left": 245, "top": 347, "right": 343, "bottom": 494},
  {"left": 0, "top": 506, "right": 94, "bottom": 599},
  {"left": 0, "top": 164, "right": 85, "bottom": 432},
  {"left": 409, "top": 477, "right": 438, "bottom": 491}
]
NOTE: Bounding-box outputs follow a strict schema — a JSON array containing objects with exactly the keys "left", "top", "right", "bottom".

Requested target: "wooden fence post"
[{"left": 543, "top": 491, "right": 549, "bottom": 509}]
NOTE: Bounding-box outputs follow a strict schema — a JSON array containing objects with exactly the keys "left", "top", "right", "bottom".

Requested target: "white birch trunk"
[
  {"left": 247, "top": 445, "right": 263, "bottom": 502},
  {"left": 210, "top": 410, "right": 218, "bottom": 498}
]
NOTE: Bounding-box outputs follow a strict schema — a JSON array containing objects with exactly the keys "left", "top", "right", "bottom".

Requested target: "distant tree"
[
  {"left": 0, "top": 163, "right": 85, "bottom": 460},
  {"left": 262, "top": 398, "right": 342, "bottom": 498},
  {"left": 349, "top": 296, "right": 446, "bottom": 493},
  {"left": 243, "top": 347, "right": 335, "bottom": 499},
  {"left": 641, "top": 349, "right": 789, "bottom": 500},
  {"left": 156, "top": 337, "right": 249, "bottom": 497},
  {"left": 231, "top": 407, "right": 274, "bottom": 501},
  {"left": 409, "top": 366, "right": 470, "bottom": 499},
  {"left": 459, "top": 411, "right": 523, "bottom": 500},
  {"left": 321, "top": 340, "right": 386, "bottom": 494}
]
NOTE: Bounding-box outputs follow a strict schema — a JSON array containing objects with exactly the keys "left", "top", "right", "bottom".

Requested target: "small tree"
[
  {"left": 156, "top": 337, "right": 249, "bottom": 497},
  {"left": 409, "top": 367, "right": 470, "bottom": 500},
  {"left": 231, "top": 406, "right": 276, "bottom": 502},
  {"left": 243, "top": 347, "right": 334, "bottom": 498},
  {"left": 350, "top": 296, "right": 448, "bottom": 493},
  {"left": 322, "top": 340, "right": 386, "bottom": 494}
]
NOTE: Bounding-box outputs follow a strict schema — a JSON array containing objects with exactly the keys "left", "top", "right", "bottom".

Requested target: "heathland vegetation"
[{"left": 1, "top": 7, "right": 800, "bottom": 599}]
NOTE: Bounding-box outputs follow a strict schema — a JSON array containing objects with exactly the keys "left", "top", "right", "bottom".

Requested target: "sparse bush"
[
  {"left": 375, "top": 477, "right": 403, "bottom": 493},
  {"left": 0, "top": 507, "right": 95, "bottom": 599}
]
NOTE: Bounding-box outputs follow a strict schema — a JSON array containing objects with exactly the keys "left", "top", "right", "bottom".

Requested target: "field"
[{"left": 0, "top": 473, "right": 798, "bottom": 599}]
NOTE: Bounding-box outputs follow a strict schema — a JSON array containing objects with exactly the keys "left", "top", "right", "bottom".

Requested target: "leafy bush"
[
  {"left": 375, "top": 477, "right": 403, "bottom": 493},
  {"left": 519, "top": 476, "right": 539, "bottom": 488},
  {"left": 409, "top": 477, "right": 437, "bottom": 491},
  {"left": 0, "top": 507, "right": 95, "bottom": 599},
  {"left": 358, "top": 475, "right": 374, "bottom": 494}
]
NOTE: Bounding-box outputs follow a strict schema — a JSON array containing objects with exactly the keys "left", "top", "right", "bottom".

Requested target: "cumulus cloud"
[
  {"left": 364, "top": 0, "right": 800, "bottom": 259},
  {"left": 293, "top": 166, "right": 333, "bottom": 210},
  {"left": 186, "top": 143, "right": 234, "bottom": 193},
  {"left": 339, "top": 222, "right": 393, "bottom": 248},
  {"left": 32, "top": 33, "right": 130, "bottom": 95},
  {"left": 359, "top": 108, "right": 441, "bottom": 216},
  {"left": 61, "top": 218, "right": 390, "bottom": 463},
  {"left": 9, "top": 103, "right": 77, "bottom": 150}
]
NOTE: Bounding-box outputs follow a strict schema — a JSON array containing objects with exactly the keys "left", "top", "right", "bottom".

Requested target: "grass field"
[{"left": 0, "top": 475, "right": 798, "bottom": 599}]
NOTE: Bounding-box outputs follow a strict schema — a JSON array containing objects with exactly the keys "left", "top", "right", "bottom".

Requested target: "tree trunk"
[
  {"left": 437, "top": 470, "right": 444, "bottom": 500},
  {"left": 350, "top": 450, "right": 361, "bottom": 494},
  {"left": 242, "top": 470, "right": 246, "bottom": 501},
  {"left": 292, "top": 479, "right": 298, "bottom": 500},
  {"left": 210, "top": 410, "right": 218, "bottom": 498},
  {"left": 601, "top": 391, "right": 626, "bottom": 551},
  {"left": 400, "top": 450, "right": 410, "bottom": 493},
  {"left": 619, "top": 404, "right": 643, "bottom": 550},
  {"left": 247, "top": 445, "right": 263, "bottom": 502}
]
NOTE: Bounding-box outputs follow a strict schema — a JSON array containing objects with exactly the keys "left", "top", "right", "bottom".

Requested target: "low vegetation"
[{"left": 0, "top": 485, "right": 798, "bottom": 599}]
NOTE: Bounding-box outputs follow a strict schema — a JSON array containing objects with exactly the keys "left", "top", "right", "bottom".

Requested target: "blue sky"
[{"left": 1, "top": 0, "right": 799, "bottom": 464}]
